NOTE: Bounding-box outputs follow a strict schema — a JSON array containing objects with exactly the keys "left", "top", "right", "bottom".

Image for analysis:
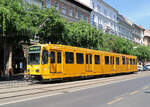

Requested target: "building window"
[
  {"left": 104, "top": 9, "right": 107, "bottom": 16},
  {"left": 54, "top": 1, "right": 59, "bottom": 10},
  {"left": 62, "top": 4, "right": 66, "bottom": 14},
  {"left": 46, "top": 0, "right": 51, "bottom": 8},
  {"left": 76, "top": 53, "right": 84, "bottom": 64},
  {"left": 69, "top": 7, "right": 73, "bottom": 17},
  {"left": 92, "top": 2, "right": 95, "bottom": 9},
  {"left": 75, "top": 10, "right": 79, "bottom": 19},
  {"left": 98, "top": 17, "right": 101, "bottom": 24},
  {"left": 65, "top": 52, "right": 74, "bottom": 64},
  {"left": 95, "top": 55, "right": 100, "bottom": 64},
  {"left": 105, "top": 56, "right": 109, "bottom": 64},
  {"left": 85, "top": 16, "right": 89, "bottom": 23},
  {"left": 116, "top": 57, "right": 119, "bottom": 65},
  {"left": 80, "top": 12, "right": 84, "bottom": 20}
]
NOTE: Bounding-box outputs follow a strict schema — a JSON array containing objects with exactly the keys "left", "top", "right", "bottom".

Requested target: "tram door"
[
  {"left": 112, "top": 56, "right": 116, "bottom": 71},
  {"left": 86, "top": 54, "right": 92, "bottom": 72},
  {"left": 126, "top": 58, "right": 130, "bottom": 71},
  {"left": 50, "top": 50, "right": 63, "bottom": 73}
]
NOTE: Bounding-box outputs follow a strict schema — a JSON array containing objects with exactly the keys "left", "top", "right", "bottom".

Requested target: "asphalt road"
[{"left": 2, "top": 73, "right": 150, "bottom": 107}]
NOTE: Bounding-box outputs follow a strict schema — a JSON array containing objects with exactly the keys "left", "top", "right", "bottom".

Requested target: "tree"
[
  {"left": 66, "top": 21, "right": 103, "bottom": 49},
  {"left": 0, "top": 0, "right": 40, "bottom": 75},
  {"left": 35, "top": 7, "right": 68, "bottom": 44},
  {"left": 134, "top": 46, "right": 150, "bottom": 63}
]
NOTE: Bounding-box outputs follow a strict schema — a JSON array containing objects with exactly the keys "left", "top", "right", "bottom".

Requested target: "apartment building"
[
  {"left": 77, "top": 0, "right": 118, "bottom": 35},
  {"left": 132, "top": 24, "right": 144, "bottom": 44},
  {"left": 24, "top": 0, "right": 92, "bottom": 23},
  {"left": 117, "top": 14, "right": 132, "bottom": 40},
  {"left": 144, "top": 29, "right": 150, "bottom": 46},
  {"left": 44, "top": 0, "right": 92, "bottom": 23}
]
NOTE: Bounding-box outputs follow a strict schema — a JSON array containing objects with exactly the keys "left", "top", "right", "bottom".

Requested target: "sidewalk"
[
  {"left": 0, "top": 73, "right": 29, "bottom": 89},
  {"left": 0, "top": 73, "right": 24, "bottom": 81}
]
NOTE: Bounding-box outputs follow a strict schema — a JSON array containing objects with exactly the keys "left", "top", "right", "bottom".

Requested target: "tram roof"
[{"left": 30, "top": 44, "right": 137, "bottom": 58}]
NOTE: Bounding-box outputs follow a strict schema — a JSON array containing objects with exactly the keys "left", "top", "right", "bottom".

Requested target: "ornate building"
[
  {"left": 117, "top": 14, "right": 132, "bottom": 40},
  {"left": 144, "top": 29, "right": 150, "bottom": 46},
  {"left": 25, "top": 0, "right": 92, "bottom": 23},
  {"left": 77, "top": 0, "right": 118, "bottom": 35}
]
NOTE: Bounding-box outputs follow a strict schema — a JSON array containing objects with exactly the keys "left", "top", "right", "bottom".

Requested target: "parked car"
[
  {"left": 138, "top": 65, "right": 143, "bottom": 71},
  {"left": 144, "top": 64, "right": 150, "bottom": 70}
]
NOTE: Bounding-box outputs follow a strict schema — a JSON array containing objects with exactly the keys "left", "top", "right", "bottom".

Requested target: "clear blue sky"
[{"left": 104, "top": 0, "right": 150, "bottom": 29}]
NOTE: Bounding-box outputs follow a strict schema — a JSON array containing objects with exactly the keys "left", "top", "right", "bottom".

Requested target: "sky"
[{"left": 104, "top": 0, "right": 150, "bottom": 29}]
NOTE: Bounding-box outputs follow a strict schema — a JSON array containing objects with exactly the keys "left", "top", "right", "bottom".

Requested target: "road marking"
[
  {"left": 143, "top": 86, "right": 149, "bottom": 90},
  {"left": 129, "top": 90, "right": 139, "bottom": 95},
  {"left": 107, "top": 97, "right": 123, "bottom": 105},
  {"left": 0, "top": 93, "right": 62, "bottom": 106}
]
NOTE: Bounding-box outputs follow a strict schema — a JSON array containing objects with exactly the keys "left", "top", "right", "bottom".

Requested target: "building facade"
[
  {"left": 43, "top": 0, "right": 92, "bottom": 23},
  {"left": 132, "top": 24, "right": 144, "bottom": 44},
  {"left": 117, "top": 14, "right": 132, "bottom": 40},
  {"left": 143, "top": 29, "right": 150, "bottom": 46},
  {"left": 77, "top": 0, "right": 118, "bottom": 35},
  {"left": 24, "top": 0, "right": 92, "bottom": 23},
  {"left": 24, "top": 0, "right": 43, "bottom": 7}
]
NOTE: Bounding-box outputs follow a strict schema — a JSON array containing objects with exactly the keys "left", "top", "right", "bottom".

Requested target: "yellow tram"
[{"left": 25, "top": 44, "right": 137, "bottom": 81}]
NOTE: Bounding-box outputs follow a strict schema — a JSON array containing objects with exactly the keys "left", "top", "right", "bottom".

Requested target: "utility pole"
[
  {"left": 34, "top": 18, "right": 50, "bottom": 43},
  {"left": 3, "top": 34, "right": 6, "bottom": 77}
]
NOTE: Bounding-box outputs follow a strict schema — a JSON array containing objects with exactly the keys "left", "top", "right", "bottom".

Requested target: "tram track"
[{"left": 0, "top": 72, "right": 150, "bottom": 100}]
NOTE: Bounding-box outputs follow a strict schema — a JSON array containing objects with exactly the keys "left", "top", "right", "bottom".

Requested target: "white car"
[{"left": 144, "top": 64, "right": 150, "bottom": 70}]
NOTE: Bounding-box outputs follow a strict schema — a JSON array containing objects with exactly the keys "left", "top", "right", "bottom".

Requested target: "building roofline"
[
  {"left": 117, "top": 14, "right": 132, "bottom": 27},
  {"left": 67, "top": 0, "right": 92, "bottom": 12},
  {"left": 102, "top": 1, "right": 118, "bottom": 12}
]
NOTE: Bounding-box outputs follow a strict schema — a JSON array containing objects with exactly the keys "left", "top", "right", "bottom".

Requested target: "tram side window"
[
  {"left": 126, "top": 58, "right": 129, "bottom": 64},
  {"left": 133, "top": 59, "right": 135, "bottom": 65},
  {"left": 76, "top": 53, "right": 84, "bottom": 64},
  {"left": 105, "top": 56, "right": 109, "bottom": 64},
  {"left": 86, "top": 55, "right": 92, "bottom": 64},
  {"left": 116, "top": 57, "right": 119, "bottom": 65},
  {"left": 57, "top": 52, "right": 61, "bottom": 64},
  {"left": 65, "top": 52, "right": 74, "bottom": 64},
  {"left": 42, "top": 50, "right": 48, "bottom": 64},
  {"left": 130, "top": 58, "right": 132, "bottom": 65},
  {"left": 122, "top": 56, "right": 125, "bottom": 65},
  {"left": 50, "top": 51, "right": 55, "bottom": 63},
  {"left": 90, "top": 55, "right": 92, "bottom": 64},
  {"left": 95, "top": 55, "right": 100, "bottom": 64},
  {"left": 86, "top": 55, "right": 89, "bottom": 64},
  {"left": 110, "top": 56, "right": 114, "bottom": 64}
]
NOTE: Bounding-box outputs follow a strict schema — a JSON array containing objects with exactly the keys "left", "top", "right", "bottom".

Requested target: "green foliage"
[
  {"left": 1, "top": 0, "right": 150, "bottom": 62},
  {"left": 134, "top": 46, "right": 150, "bottom": 62},
  {"left": 66, "top": 21, "right": 103, "bottom": 49},
  {"left": 0, "top": 0, "right": 38, "bottom": 44},
  {"left": 37, "top": 7, "right": 68, "bottom": 44}
]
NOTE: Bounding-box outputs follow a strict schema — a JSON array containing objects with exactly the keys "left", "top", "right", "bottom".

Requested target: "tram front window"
[{"left": 28, "top": 46, "right": 41, "bottom": 65}]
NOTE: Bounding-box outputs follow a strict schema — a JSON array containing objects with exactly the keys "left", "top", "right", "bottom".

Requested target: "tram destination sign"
[{"left": 29, "top": 46, "right": 41, "bottom": 53}]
